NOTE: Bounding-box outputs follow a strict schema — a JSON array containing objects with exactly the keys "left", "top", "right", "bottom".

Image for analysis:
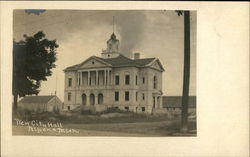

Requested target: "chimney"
[{"left": 134, "top": 53, "right": 140, "bottom": 59}]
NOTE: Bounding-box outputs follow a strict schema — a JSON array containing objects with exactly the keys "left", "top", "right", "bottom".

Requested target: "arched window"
[
  {"left": 82, "top": 94, "right": 86, "bottom": 105},
  {"left": 98, "top": 93, "right": 104, "bottom": 104},
  {"left": 90, "top": 94, "right": 95, "bottom": 105},
  {"left": 153, "top": 76, "right": 157, "bottom": 89}
]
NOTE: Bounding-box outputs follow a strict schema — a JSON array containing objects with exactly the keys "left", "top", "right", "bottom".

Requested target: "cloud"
[
  {"left": 13, "top": 10, "right": 197, "bottom": 98},
  {"left": 25, "top": 9, "right": 46, "bottom": 15},
  {"left": 115, "top": 11, "right": 147, "bottom": 58}
]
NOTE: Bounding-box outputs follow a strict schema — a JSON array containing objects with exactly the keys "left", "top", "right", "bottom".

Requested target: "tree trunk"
[
  {"left": 181, "top": 11, "right": 191, "bottom": 133},
  {"left": 13, "top": 93, "right": 18, "bottom": 115}
]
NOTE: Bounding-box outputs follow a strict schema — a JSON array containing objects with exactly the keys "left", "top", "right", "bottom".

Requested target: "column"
[
  {"left": 110, "top": 70, "right": 112, "bottom": 85},
  {"left": 107, "top": 70, "right": 109, "bottom": 85},
  {"left": 79, "top": 72, "right": 81, "bottom": 86},
  {"left": 79, "top": 72, "right": 82, "bottom": 86},
  {"left": 87, "top": 71, "right": 90, "bottom": 86},
  {"left": 109, "top": 70, "right": 111, "bottom": 85},
  {"left": 95, "top": 94, "right": 98, "bottom": 105},
  {"left": 77, "top": 72, "right": 79, "bottom": 86},
  {"left": 104, "top": 70, "right": 106, "bottom": 85},
  {"left": 159, "top": 96, "right": 162, "bottom": 108},
  {"left": 96, "top": 70, "right": 98, "bottom": 86},
  {"left": 154, "top": 96, "right": 157, "bottom": 108},
  {"left": 86, "top": 93, "right": 90, "bottom": 106}
]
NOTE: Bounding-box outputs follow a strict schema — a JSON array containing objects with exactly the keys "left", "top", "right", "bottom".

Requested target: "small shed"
[
  {"left": 18, "top": 95, "right": 63, "bottom": 112},
  {"left": 162, "top": 96, "right": 196, "bottom": 111}
]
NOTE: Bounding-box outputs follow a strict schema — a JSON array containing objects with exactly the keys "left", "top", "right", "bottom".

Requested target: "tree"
[
  {"left": 176, "top": 10, "right": 191, "bottom": 133},
  {"left": 13, "top": 31, "right": 58, "bottom": 114}
]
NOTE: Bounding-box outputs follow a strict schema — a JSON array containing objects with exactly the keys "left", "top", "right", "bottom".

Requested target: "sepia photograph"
[
  {"left": 12, "top": 10, "right": 197, "bottom": 137},
  {"left": 1, "top": 1, "right": 249, "bottom": 157}
]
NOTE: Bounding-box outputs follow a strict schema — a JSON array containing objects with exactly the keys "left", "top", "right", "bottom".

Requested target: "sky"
[{"left": 13, "top": 10, "right": 196, "bottom": 101}]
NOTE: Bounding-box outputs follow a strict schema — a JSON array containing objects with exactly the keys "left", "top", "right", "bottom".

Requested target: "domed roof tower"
[{"left": 101, "top": 17, "right": 121, "bottom": 58}]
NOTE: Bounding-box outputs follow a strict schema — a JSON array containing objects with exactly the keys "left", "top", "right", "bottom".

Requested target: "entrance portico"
[
  {"left": 81, "top": 92, "right": 105, "bottom": 106},
  {"left": 77, "top": 68, "right": 112, "bottom": 87}
]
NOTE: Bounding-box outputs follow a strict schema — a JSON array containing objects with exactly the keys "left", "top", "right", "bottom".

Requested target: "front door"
[
  {"left": 90, "top": 94, "right": 95, "bottom": 105},
  {"left": 82, "top": 94, "right": 86, "bottom": 105}
]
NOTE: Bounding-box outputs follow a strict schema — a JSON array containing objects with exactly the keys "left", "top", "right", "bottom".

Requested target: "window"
[
  {"left": 153, "top": 76, "right": 157, "bottom": 89},
  {"left": 125, "top": 91, "right": 129, "bottom": 101},
  {"left": 68, "top": 92, "right": 71, "bottom": 101},
  {"left": 115, "top": 92, "right": 119, "bottom": 101},
  {"left": 142, "top": 77, "right": 145, "bottom": 84},
  {"left": 67, "top": 106, "right": 70, "bottom": 110},
  {"left": 142, "top": 93, "right": 145, "bottom": 100},
  {"left": 125, "top": 107, "right": 129, "bottom": 111},
  {"left": 136, "top": 75, "right": 138, "bottom": 85},
  {"left": 115, "top": 75, "right": 119, "bottom": 85},
  {"left": 68, "top": 78, "right": 72, "bottom": 87},
  {"left": 92, "top": 61, "right": 95, "bottom": 64},
  {"left": 136, "top": 92, "right": 138, "bottom": 101},
  {"left": 142, "top": 107, "right": 145, "bottom": 112},
  {"left": 125, "top": 75, "right": 130, "bottom": 85}
]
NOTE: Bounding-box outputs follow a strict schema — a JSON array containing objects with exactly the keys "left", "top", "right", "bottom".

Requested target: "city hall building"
[{"left": 63, "top": 33, "right": 165, "bottom": 113}]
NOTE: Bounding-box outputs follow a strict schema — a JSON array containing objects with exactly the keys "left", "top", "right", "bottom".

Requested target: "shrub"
[
  {"left": 101, "top": 107, "right": 133, "bottom": 114},
  {"left": 80, "top": 107, "right": 130, "bottom": 115},
  {"left": 80, "top": 109, "right": 92, "bottom": 115},
  {"left": 14, "top": 108, "right": 34, "bottom": 121}
]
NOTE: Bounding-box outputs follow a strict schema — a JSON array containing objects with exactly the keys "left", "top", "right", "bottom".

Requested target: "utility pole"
[
  {"left": 181, "top": 11, "right": 191, "bottom": 133},
  {"left": 113, "top": 16, "right": 115, "bottom": 33}
]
